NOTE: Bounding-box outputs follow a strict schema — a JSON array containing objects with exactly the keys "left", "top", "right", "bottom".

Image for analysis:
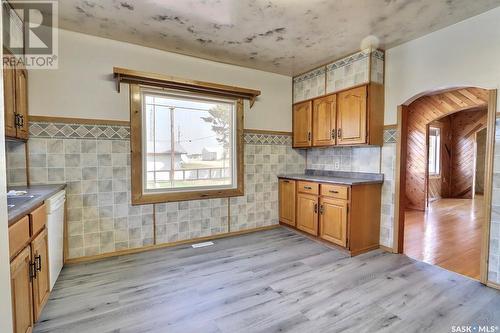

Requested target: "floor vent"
[{"left": 192, "top": 241, "right": 214, "bottom": 248}]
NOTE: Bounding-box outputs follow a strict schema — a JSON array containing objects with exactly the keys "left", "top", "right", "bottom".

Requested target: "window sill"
[{"left": 131, "top": 187, "right": 244, "bottom": 205}]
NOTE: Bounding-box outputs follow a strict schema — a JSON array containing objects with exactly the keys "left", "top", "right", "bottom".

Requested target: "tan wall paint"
[{"left": 28, "top": 29, "right": 292, "bottom": 132}]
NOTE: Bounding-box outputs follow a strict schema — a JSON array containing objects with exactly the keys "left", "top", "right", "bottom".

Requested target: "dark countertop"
[
  {"left": 8, "top": 184, "right": 66, "bottom": 226},
  {"left": 278, "top": 169, "right": 384, "bottom": 185}
]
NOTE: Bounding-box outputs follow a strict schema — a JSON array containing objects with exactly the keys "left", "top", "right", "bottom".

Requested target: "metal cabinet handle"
[
  {"left": 337, "top": 128, "right": 342, "bottom": 139},
  {"left": 304, "top": 186, "right": 312, "bottom": 190},
  {"left": 308, "top": 132, "right": 311, "bottom": 141},
  {"left": 35, "top": 255, "right": 42, "bottom": 272},
  {"left": 319, "top": 204, "right": 324, "bottom": 214},
  {"left": 314, "top": 203, "right": 318, "bottom": 213},
  {"left": 30, "top": 261, "right": 37, "bottom": 280},
  {"left": 329, "top": 190, "right": 339, "bottom": 194},
  {"left": 331, "top": 129, "right": 336, "bottom": 139},
  {"left": 19, "top": 115, "right": 24, "bottom": 127}
]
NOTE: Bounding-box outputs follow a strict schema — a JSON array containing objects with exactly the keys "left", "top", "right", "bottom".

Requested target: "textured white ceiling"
[{"left": 56, "top": 0, "right": 500, "bottom": 76}]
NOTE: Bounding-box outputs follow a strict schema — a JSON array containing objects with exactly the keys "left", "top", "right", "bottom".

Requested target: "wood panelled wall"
[
  {"left": 476, "top": 128, "right": 487, "bottom": 194},
  {"left": 449, "top": 109, "right": 487, "bottom": 198},
  {"left": 405, "top": 88, "right": 489, "bottom": 211}
]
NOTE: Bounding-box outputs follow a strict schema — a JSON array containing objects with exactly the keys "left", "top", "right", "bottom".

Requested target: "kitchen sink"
[{"left": 7, "top": 194, "right": 39, "bottom": 208}]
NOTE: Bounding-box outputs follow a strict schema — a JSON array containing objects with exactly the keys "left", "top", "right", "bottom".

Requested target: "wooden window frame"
[{"left": 130, "top": 84, "right": 245, "bottom": 205}]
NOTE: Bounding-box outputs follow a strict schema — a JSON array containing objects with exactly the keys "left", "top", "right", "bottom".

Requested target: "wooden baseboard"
[
  {"left": 66, "top": 225, "right": 280, "bottom": 265},
  {"left": 379, "top": 244, "right": 396, "bottom": 253},
  {"left": 486, "top": 280, "right": 500, "bottom": 290},
  {"left": 350, "top": 245, "right": 381, "bottom": 256}
]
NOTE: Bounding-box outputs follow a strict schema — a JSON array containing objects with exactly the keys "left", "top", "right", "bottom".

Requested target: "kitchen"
[{"left": 1, "top": 1, "right": 500, "bottom": 332}]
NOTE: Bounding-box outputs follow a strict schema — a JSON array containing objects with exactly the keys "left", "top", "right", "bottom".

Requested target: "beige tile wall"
[
  {"left": 5, "top": 140, "right": 27, "bottom": 187},
  {"left": 26, "top": 121, "right": 306, "bottom": 258}
]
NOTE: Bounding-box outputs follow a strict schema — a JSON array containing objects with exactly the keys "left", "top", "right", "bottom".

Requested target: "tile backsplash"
[
  {"left": 306, "top": 146, "right": 381, "bottom": 174},
  {"left": 24, "top": 120, "right": 306, "bottom": 259},
  {"left": 5, "top": 139, "right": 27, "bottom": 187}
]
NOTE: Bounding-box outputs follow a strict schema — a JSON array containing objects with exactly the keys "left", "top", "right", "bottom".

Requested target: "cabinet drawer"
[
  {"left": 321, "top": 184, "right": 349, "bottom": 200},
  {"left": 9, "top": 216, "right": 30, "bottom": 259},
  {"left": 30, "top": 204, "right": 47, "bottom": 236},
  {"left": 297, "top": 181, "right": 319, "bottom": 195}
]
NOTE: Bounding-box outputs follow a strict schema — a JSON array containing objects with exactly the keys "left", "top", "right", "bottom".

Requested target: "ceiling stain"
[{"left": 56, "top": 0, "right": 500, "bottom": 76}]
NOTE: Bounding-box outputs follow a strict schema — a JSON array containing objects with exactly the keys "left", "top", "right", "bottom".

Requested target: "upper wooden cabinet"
[
  {"left": 4, "top": 51, "right": 17, "bottom": 138},
  {"left": 292, "top": 83, "right": 384, "bottom": 148},
  {"left": 279, "top": 179, "right": 296, "bottom": 227},
  {"left": 293, "top": 101, "right": 312, "bottom": 147},
  {"left": 337, "top": 85, "right": 367, "bottom": 145},
  {"left": 3, "top": 48, "right": 29, "bottom": 140},
  {"left": 312, "top": 95, "right": 337, "bottom": 146},
  {"left": 15, "top": 65, "right": 29, "bottom": 140}
]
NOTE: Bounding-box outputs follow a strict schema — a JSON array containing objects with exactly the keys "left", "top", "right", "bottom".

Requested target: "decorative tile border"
[
  {"left": 29, "top": 121, "right": 130, "bottom": 140},
  {"left": 293, "top": 67, "right": 326, "bottom": 84},
  {"left": 30, "top": 120, "right": 394, "bottom": 145},
  {"left": 372, "top": 49, "right": 385, "bottom": 61},
  {"left": 30, "top": 120, "right": 293, "bottom": 145},
  {"left": 383, "top": 128, "right": 397, "bottom": 144},
  {"left": 244, "top": 132, "right": 292, "bottom": 145},
  {"left": 326, "top": 49, "right": 370, "bottom": 71}
]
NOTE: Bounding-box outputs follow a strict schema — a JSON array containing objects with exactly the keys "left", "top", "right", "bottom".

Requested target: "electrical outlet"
[{"left": 334, "top": 161, "right": 340, "bottom": 169}]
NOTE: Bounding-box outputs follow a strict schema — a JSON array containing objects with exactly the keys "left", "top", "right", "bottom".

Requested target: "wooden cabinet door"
[
  {"left": 31, "top": 228, "right": 50, "bottom": 322},
  {"left": 15, "top": 66, "right": 29, "bottom": 140},
  {"left": 3, "top": 50, "right": 17, "bottom": 138},
  {"left": 293, "top": 101, "right": 312, "bottom": 147},
  {"left": 279, "top": 179, "right": 296, "bottom": 226},
  {"left": 337, "top": 85, "right": 367, "bottom": 145},
  {"left": 10, "top": 246, "right": 34, "bottom": 333},
  {"left": 319, "top": 197, "right": 348, "bottom": 247},
  {"left": 296, "top": 193, "right": 318, "bottom": 235},
  {"left": 312, "top": 95, "right": 336, "bottom": 146}
]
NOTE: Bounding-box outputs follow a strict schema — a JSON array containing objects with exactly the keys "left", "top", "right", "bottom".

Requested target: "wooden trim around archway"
[{"left": 393, "top": 88, "right": 497, "bottom": 286}]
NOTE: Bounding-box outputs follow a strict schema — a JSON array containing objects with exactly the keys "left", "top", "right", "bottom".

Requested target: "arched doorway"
[{"left": 394, "top": 87, "right": 497, "bottom": 284}]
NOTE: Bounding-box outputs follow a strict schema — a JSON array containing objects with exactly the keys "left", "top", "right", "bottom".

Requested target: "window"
[
  {"left": 428, "top": 127, "right": 441, "bottom": 176},
  {"left": 130, "top": 85, "right": 244, "bottom": 204}
]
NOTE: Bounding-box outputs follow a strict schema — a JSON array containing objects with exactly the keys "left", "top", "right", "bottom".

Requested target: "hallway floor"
[{"left": 404, "top": 196, "right": 483, "bottom": 280}]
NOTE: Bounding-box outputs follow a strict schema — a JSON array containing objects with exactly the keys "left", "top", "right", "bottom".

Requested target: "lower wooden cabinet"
[
  {"left": 319, "top": 197, "right": 348, "bottom": 247},
  {"left": 279, "top": 178, "right": 381, "bottom": 256},
  {"left": 9, "top": 203, "right": 50, "bottom": 333},
  {"left": 10, "top": 246, "right": 34, "bottom": 333},
  {"left": 279, "top": 179, "right": 296, "bottom": 226},
  {"left": 296, "top": 193, "right": 318, "bottom": 236},
  {"left": 31, "top": 228, "right": 50, "bottom": 322}
]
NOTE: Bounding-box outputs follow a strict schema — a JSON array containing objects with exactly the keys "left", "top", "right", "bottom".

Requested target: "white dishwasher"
[{"left": 46, "top": 190, "right": 66, "bottom": 290}]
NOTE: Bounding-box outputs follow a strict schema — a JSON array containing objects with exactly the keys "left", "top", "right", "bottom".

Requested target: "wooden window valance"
[{"left": 113, "top": 67, "right": 261, "bottom": 107}]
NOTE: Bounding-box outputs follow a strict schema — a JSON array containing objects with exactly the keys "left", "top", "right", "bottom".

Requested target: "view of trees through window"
[
  {"left": 428, "top": 127, "right": 441, "bottom": 176},
  {"left": 142, "top": 90, "right": 235, "bottom": 191}
]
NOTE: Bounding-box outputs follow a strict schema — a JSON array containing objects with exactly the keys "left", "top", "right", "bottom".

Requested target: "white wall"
[
  {"left": 384, "top": 6, "right": 500, "bottom": 283},
  {"left": 0, "top": 17, "right": 14, "bottom": 333},
  {"left": 28, "top": 29, "right": 292, "bottom": 132},
  {"left": 385, "top": 6, "right": 500, "bottom": 124}
]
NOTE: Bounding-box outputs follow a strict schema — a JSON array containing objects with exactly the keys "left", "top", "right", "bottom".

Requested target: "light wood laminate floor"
[
  {"left": 404, "top": 196, "right": 483, "bottom": 279},
  {"left": 35, "top": 227, "right": 499, "bottom": 333}
]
